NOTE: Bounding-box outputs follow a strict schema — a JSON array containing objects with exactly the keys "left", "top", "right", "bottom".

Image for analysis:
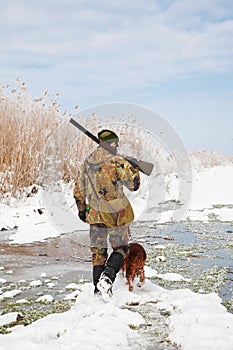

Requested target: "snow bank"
[
  {"left": 157, "top": 289, "right": 233, "bottom": 350},
  {"left": 0, "top": 312, "right": 18, "bottom": 327},
  {"left": 0, "top": 187, "right": 88, "bottom": 244},
  {"left": 0, "top": 280, "right": 145, "bottom": 350},
  {"left": 1, "top": 273, "right": 233, "bottom": 350},
  {"left": 0, "top": 165, "right": 233, "bottom": 244},
  {"left": 185, "top": 165, "right": 233, "bottom": 222}
]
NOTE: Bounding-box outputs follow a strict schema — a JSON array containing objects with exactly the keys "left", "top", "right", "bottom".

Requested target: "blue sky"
[{"left": 0, "top": 0, "right": 233, "bottom": 154}]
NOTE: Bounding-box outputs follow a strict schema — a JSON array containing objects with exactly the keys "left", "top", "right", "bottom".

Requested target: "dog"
[{"left": 122, "top": 242, "right": 147, "bottom": 292}]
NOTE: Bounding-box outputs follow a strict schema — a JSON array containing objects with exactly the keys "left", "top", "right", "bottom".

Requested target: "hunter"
[{"left": 73, "top": 129, "right": 140, "bottom": 297}]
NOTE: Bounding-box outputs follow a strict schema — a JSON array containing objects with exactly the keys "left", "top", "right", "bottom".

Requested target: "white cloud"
[
  {"left": 1, "top": 0, "right": 233, "bottom": 75},
  {"left": 0, "top": 0, "right": 233, "bottom": 105},
  {"left": 163, "top": 0, "right": 233, "bottom": 27}
]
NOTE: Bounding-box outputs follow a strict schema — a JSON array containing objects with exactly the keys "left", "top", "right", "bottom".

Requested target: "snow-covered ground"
[
  {"left": 0, "top": 165, "right": 233, "bottom": 349},
  {"left": 1, "top": 165, "right": 233, "bottom": 244},
  {"left": 0, "top": 269, "right": 233, "bottom": 350}
]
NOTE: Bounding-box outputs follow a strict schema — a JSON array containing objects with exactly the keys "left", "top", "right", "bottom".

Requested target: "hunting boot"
[
  {"left": 93, "top": 265, "right": 105, "bottom": 295},
  {"left": 97, "top": 252, "right": 124, "bottom": 294}
]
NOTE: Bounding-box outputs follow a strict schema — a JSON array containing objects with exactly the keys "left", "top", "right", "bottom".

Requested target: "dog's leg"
[
  {"left": 137, "top": 268, "right": 145, "bottom": 288},
  {"left": 126, "top": 269, "right": 136, "bottom": 292},
  {"left": 121, "top": 260, "right": 127, "bottom": 277},
  {"left": 127, "top": 276, "right": 134, "bottom": 292}
]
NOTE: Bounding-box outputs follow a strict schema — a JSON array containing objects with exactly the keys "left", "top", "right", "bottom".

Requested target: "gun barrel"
[{"left": 69, "top": 118, "right": 154, "bottom": 176}]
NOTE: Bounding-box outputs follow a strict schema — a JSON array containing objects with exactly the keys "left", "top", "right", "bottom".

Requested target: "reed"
[
  {"left": 0, "top": 80, "right": 158, "bottom": 198},
  {"left": 0, "top": 79, "right": 63, "bottom": 196},
  {"left": 4, "top": 79, "right": 231, "bottom": 199}
]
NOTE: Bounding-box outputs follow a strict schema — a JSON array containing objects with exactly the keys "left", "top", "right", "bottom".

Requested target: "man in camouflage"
[{"left": 73, "top": 129, "right": 140, "bottom": 296}]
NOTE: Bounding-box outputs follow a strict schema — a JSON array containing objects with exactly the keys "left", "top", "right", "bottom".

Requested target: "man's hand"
[
  {"left": 125, "top": 156, "right": 139, "bottom": 168},
  {"left": 78, "top": 211, "right": 86, "bottom": 223}
]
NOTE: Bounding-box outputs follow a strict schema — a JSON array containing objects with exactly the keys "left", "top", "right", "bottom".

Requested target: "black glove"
[{"left": 78, "top": 211, "right": 86, "bottom": 223}]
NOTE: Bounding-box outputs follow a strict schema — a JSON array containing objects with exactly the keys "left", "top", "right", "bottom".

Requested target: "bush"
[{"left": 190, "top": 150, "right": 233, "bottom": 169}]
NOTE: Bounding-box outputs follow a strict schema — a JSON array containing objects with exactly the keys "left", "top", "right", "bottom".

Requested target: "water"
[
  {"left": 132, "top": 221, "right": 233, "bottom": 311},
  {"left": 0, "top": 222, "right": 232, "bottom": 309},
  {"left": 128, "top": 221, "right": 233, "bottom": 349},
  {"left": 0, "top": 233, "right": 92, "bottom": 305}
]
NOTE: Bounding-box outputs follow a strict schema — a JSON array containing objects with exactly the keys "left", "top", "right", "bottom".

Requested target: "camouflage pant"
[{"left": 90, "top": 223, "right": 130, "bottom": 266}]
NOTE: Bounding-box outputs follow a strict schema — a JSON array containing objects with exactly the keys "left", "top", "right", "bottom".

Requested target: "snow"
[
  {"left": 159, "top": 289, "right": 233, "bottom": 350},
  {"left": 29, "top": 280, "right": 43, "bottom": 287},
  {"left": 64, "top": 290, "right": 80, "bottom": 301},
  {"left": 184, "top": 165, "right": 233, "bottom": 222},
  {"left": 0, "top": 312, "right": 18, "bottom": 327},
  {"left": 36, "top": 295, "right": 54, "bottom": 303},
  {"left": 188, "top": 166, "right": 233, "bottom": 210},
  {"left": 15, "top": 299, "right": 30, "bottom": 304},
  {"left": 144, "top": 266, "right": 191, "bottom": 282},
  {"left": 156, "top": 273, "right": 191, "bottom": 282},
  {"left": 65, "top": 283, "right": 79, "bottom": 290},
  {"left": 1, "top": 165, "right": 233, "bottom": 244},
  {"left": 0, "top": 165, "right": 233, "bottom": 349},
  {"left": 0, "top": 289, "right": 22, "bottom": 301},
  {"left": 0, "top": 275, "right": 233, "bottom": 350}
]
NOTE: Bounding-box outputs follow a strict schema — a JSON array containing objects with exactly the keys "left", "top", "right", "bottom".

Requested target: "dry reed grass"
[
  {"left": 0, "top": 79, "right": 64, "bottom": 196},
  {"left": 0, "top": 80, "right": 157, "bottom": 198},
  {"left": 1, "top": 79, "right": 230, "bottom": 200}
]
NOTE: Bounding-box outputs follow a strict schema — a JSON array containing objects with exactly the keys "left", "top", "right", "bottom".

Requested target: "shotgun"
[{"left": 69, "top": 118, "right": 154, "bottom": 176}]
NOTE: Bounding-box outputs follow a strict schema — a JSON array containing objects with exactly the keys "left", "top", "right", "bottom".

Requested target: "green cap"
[{"left": 98, "top": 129, "right": 119, "bottom": 143}]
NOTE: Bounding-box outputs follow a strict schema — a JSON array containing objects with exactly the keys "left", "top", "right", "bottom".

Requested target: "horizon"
[{"left": 0, "top": 0, "right": 232, "bottom": 155}]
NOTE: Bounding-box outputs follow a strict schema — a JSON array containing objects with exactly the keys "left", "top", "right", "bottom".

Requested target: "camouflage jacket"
[{"left": 73, "top": 146, "right": 140, "bottom": 225}]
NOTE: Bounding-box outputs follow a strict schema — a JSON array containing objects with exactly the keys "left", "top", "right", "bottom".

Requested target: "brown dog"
[{"left": 122, "top": 242, "right": 147, "bottom": 292}]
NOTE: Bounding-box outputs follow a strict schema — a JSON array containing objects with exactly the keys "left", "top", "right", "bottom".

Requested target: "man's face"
[{"left": 110, "top": 141, "right": 119, "bottom": 149}]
